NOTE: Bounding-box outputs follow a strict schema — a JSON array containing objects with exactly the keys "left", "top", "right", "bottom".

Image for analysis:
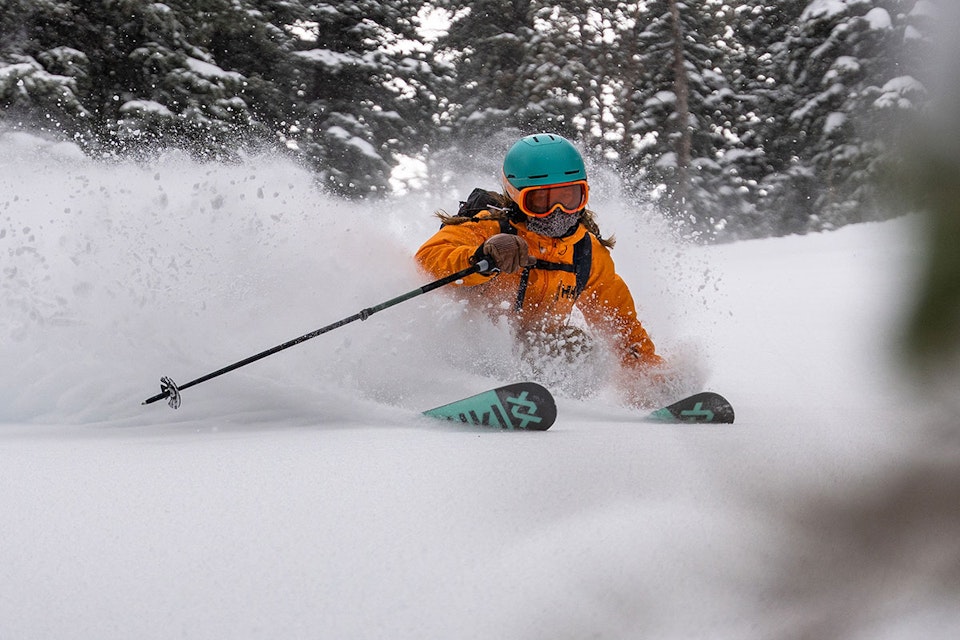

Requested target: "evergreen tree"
[
  {"left": 0, "top": 0, "right": 289, "bottom": 154},
  {"left": 719, "top": 0, "right": 810, "bottom": 237},
  {"left": 288, "top": 0, "right": 433, "bottom": 197},
  {"left": 432, "top": 0, "right": 535, "bottom": 139},
  {"left": 0, "top": 0, "right": 92, "bottom": 136},
  {"left": 617, "top": 0, "right": 736, "bottom": 239},
  {"left": 516, "top": 1, "right": 598, "bottom": 138},
  {"left": 196, "top": 0, "right": 308, "bottom": 149},
  {"left": 588, "top": 1, "right": 652, "bottom": 156},
  {"left": 774, "top": 0, "right": 924, "bottom": 232},
  {"left": 1, "top": 0, "right": 934, "bottom": 234},
  {"left": 420, "top": 0, "right": 536, "bottom": 192}
]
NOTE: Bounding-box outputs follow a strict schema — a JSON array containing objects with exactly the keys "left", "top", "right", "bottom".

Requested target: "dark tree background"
[{"left": 0, "top": 0, "right": 932, "bottom": 239}]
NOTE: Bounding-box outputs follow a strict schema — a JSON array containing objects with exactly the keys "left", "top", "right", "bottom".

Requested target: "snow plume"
[{"left": 0, "top": 131, "right": 708, "bottom": 426}]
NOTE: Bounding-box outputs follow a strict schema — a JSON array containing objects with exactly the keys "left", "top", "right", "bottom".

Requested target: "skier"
[{"left": 416, "top": 133, "right": 668, "bottom": 407}]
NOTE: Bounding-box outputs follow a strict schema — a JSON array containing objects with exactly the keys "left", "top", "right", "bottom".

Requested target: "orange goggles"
[{"left": 508, "top": 180, "right": 589, "bottom": 218}]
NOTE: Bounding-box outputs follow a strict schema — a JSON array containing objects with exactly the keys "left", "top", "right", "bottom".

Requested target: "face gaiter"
[{"left": 525, "top": 209, "right": 581, "bottom": 238}]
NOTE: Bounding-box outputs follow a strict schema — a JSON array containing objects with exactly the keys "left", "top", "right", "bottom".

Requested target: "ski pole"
[{"left": 142, "top": 259, "right": 493, "bottom": 409}]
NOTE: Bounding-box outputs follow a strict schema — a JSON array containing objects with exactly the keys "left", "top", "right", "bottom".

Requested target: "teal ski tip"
[
  {"left": 646, "top": 392, "right": 735, "bottom": 424},
  {"left": 423, "top": 382, "right": 557, "bottom": 431}
]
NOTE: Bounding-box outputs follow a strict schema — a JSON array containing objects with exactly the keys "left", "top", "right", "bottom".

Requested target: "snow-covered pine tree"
[
  {"left": 195, "top": 0, "right": 307, "bottom": 150},
  {"left": 619, "top": 0, "right": 736, "bottom": 240},
  {"left": 515, "top": 1, "right": 598, "bottom": 139},
  {"left": 776, "top": 0, "right": 925, "bottom": 231},
  {"left": 719, "top": 0, "right": 810, "bottom": 238},
  {"left": 0, "top": 0, "right": 92, "bottom": 138},
  {"left": 102, "top": 0, "right": 267, "bottom": 155},
  {"left": 420, "top": 0, "right": 536, "bottom": 189},
  {"left": 289, "top": 0, "right": 432, "bottom": 197},
  {"left": 585, "top": 2, "right": 651, "bottom": 160},
  {"left": 431, "top": 0, "right": 534, "bottom": 137},
  {"left": 0, "top": 0, "right": 287, "bottom": 156}
]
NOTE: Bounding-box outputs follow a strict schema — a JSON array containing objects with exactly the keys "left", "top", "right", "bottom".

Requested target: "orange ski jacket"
[{"left": 415, "top": 211, "right": 661, "bottom": 369}]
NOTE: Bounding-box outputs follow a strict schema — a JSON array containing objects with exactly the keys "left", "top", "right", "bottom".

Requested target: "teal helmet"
[{"left": 502, "top": 133, "right": 587, "bottom": 190}]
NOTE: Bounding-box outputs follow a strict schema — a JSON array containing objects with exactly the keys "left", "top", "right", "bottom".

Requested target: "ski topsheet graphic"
[
  {"left": 423, "top": 382, "right": 557, "bottom": 431},
  {"left": 423, "top": 386, "right": 732, "bottom": 429},
  {"left": 645, "top": 392, "right": 735, "bottom": 424}
]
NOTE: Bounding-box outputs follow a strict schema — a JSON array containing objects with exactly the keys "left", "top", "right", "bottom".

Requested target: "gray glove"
[{"left": 481, "top": 233, "right": 536, "bottom": 274}]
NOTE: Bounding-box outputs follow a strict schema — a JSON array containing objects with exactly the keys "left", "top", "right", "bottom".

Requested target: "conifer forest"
[{"left": 0, "top": 1, "right": 935, "bottom": 240}]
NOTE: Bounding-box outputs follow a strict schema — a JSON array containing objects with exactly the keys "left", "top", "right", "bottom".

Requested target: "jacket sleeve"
[
  {"left": 415, "top": 218, "right": 502, "bottom": 287},
  {"left": 577, "top": 240, "right": 662, "bottom": 369}
]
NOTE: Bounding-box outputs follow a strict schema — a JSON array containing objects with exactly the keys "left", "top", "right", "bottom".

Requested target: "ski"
[
  {"left": 423, "top": 382, "right": 557, "bottom": 431},
  {"left": 646, "top": 392, "right": 735, "bottom": 424}
]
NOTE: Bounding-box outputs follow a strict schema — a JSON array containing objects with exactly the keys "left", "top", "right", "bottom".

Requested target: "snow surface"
[{"left": 1, "top": 132, "right": 956, "bottom": 639}]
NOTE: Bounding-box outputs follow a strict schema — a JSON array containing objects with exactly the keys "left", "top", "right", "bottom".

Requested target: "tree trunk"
[{"left": 668, "top": 0, "right": 691, "bottom": 211}]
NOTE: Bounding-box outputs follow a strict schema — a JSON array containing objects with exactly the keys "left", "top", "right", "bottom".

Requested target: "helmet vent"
[{"left": 528, "top": 173, "right": 549, "bottom": 179}]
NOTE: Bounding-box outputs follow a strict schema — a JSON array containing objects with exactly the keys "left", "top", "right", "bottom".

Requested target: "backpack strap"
[
  {"left": 571, "top": 233, "right": 592, "bottom": 299},
  {"left": 514, "top": 234, "right": 592, "bottom": 311}
]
